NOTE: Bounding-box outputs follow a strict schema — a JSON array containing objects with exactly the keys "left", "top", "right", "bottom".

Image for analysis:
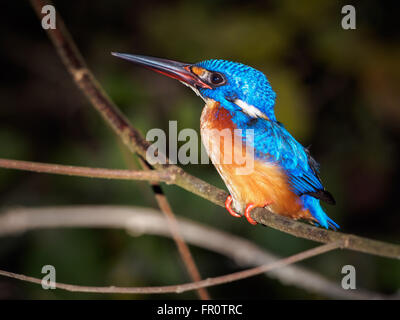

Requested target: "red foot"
[
  {"left": 244, "top": 203, "right": 258, "bottom": 225},
  {"left": 244, "top": 201, "right": 273, "bottom": 225},
  {"left": 225, "top": 195, "right": 241, "bottom": 218},
  {"left": 226, "top": 196, "right": 273, "bottom": 225}
]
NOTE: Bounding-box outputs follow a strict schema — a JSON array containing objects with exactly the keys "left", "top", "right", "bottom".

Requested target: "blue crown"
[{"left": 195, "top": 59, "right": 277, "bottom": 121}]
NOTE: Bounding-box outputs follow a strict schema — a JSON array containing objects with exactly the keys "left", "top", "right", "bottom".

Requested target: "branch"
[
  {"left": 0, "top": 205, "right": 394, "bottom": 299},
  {"left": 2, "top": 156, "right": 400, "bottom": 261},
  {"left": 136, "top": 158, "right": 210, "bottom": 300},
  {"left": 30, "top": 0, "right": 152, "bottom": 161},
  {"left": 0, "top": 158, "right": 173, "bottom": 182},
  {"left": 30, "top": 0, "right": 209, "bottom": 299},
  {"left": 28, "top": 0, "right": 400, "bottom": 260},
  {"left": 0, "top": 232, "right": 340, "bottom": 295}
]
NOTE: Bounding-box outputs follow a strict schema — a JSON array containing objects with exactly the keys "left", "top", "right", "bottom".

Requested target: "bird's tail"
[{"left": 301, "top": 195, "right": 339, "bottom": 230}]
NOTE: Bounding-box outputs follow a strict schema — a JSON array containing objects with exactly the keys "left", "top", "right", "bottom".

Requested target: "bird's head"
[{"left": 112, "top": 53, "right": 277, "bottom": 121}]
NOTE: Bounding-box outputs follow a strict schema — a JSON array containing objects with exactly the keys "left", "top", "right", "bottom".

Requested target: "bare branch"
[
  {"left": 0, "top": 159, "right": 209, "bottom": 298},
  {"left": 1, "top": 205, "right": 395, "bottom": 299},
  {"left": 28, "top": 0, "right": 400, "bottom": 260},
  {"left": 0, "top": 158, "right": 173, "bottom": 182},
  {"left": 137, "top": 158, "right": 210, "bottom": 300},
  {"left": 0, "top": 235, "right": 340, "bottom": 294},
  {"left": 2, "top": 155, "right": 400, "bottom": 260},
  {"left": 30, "top": 0, "right": 210, "bottom": 299},
  {"left": 30, "top": 0, "right": 152, "bottom": 161}
]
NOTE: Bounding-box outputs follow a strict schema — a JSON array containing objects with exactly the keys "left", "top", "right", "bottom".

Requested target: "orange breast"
[
  {"left": 200, "top": 99, "right": 313, "bottom": 220},
  {"left": 201, "top": 99, "right": 236, "bottom": 131}
]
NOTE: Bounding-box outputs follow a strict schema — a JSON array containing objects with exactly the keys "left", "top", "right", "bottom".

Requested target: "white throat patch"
[
  {"left": 233, "top": 99, "right": 268, "bottom": 120},
  {"left": 179, "top": 81, "right": 207, "bottom": 102}
]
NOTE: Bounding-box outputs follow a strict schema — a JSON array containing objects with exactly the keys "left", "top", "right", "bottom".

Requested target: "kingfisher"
[{"left": 112, "top": 53, "right": 339, "bottom": 230}]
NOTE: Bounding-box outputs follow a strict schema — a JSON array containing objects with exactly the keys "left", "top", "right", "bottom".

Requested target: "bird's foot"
[
  {"left": 244, "top": 203, "right": 258, "bottom": 225},
  {"left": 244, "top": 201, "right": 273, "bottom": 225},
  {"left": 225, "top": 196, "right": 272, "bottom": 225},
  {"left": 225, "top": 195, "right": 241, "bottom": 218}
]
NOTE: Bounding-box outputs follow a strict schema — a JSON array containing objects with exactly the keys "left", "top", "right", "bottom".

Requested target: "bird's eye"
[{"left": 210, "top": 72, "right": 225, "bottom": 85}]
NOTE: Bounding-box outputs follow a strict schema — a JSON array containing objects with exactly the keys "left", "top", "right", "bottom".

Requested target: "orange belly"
[
  {"left": 200, "top": 99, "right": 313, "bottom": 221},
  {"left": 217, "top": 160, "right": 314, "bottom": 220}
]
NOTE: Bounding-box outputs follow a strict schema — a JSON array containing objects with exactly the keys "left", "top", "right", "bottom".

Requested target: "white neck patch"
[
  {"left": 179, "top": 81, "right": 207, "bottom": 102},
  {"left": 234, "top": 99, "right": 268, "bottom": 119}
]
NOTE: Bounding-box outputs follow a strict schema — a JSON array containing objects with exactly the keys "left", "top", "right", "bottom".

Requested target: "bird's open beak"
[{"left": 111, "top": 53, "right": 212, "bottom": 89}]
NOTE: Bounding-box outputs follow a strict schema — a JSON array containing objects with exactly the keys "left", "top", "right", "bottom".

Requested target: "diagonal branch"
[
  {"left": 2, "top": 156, "right": 400, "bottom": 260},
  {"left": 0, "top": 240, "right": 341, "bottom": 295},
  {"left": 136, "top": 158, "right": 210, "bottom": 300},
  {"left": 28, "top": 0, "right": 400, "bottom": 260},
  {"left": 30, "top": 0, "right": 209, "bottom": 299}
]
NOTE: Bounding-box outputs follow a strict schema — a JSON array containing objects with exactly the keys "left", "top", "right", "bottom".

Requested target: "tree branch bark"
[{"left": 0, "top": 158, "right": 173, "bottom": 182}]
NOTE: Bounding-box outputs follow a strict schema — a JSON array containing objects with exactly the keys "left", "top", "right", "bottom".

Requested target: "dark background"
[{"left": 0, "top": 0, "right": 399, "bottom": 299}]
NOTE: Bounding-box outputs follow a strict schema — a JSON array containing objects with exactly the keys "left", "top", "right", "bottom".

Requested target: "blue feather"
[
  {"left": 302, "top": 195, "right": 339, "bottom": 229},
  {"left": 235, "top": 117, "right": 324, "bottom": 196}
]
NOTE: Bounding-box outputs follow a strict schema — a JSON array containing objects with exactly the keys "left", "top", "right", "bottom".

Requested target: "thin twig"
[
  {"left": 28, "top": 0, "right": 400, "bottom": 260},
  {"left": 1, "top": 205, "right": 394, "bottom": 299},
  {"left": 137, "top": 158, "right": 210, "bottom": 299},
  {"left": 0, "top": 158, "right": 173, "bottom": 182},
  {"left": 0, "top": 241, "right": 340, "bottom": 294}
]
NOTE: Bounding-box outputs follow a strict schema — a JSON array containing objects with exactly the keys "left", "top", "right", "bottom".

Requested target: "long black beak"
[{"left": 111, "top": 53, "right": 211, "bottom": 89}]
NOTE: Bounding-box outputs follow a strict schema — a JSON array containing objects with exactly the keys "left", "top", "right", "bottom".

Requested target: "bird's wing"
[{"left": 250, "top": 120, "right": 335, "bottom": 205}]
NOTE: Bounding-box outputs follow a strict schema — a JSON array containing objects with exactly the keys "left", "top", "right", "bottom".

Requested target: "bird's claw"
[
  {"left": 225, "top": 195, "right": 242, "bottom": 218},
  {"left": 225, "top": 196, "right": 273, "bottom": 225},
  {"left": 244, "top": 203, "right": 258, "bottom": 225},
  {"left": 225, "top": 196, "right": 258, "bottom": 225}
]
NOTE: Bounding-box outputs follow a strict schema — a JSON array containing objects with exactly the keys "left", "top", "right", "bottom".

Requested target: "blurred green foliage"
[{"left": 0, "top": 0, "right": 398, "bottom": 299}]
